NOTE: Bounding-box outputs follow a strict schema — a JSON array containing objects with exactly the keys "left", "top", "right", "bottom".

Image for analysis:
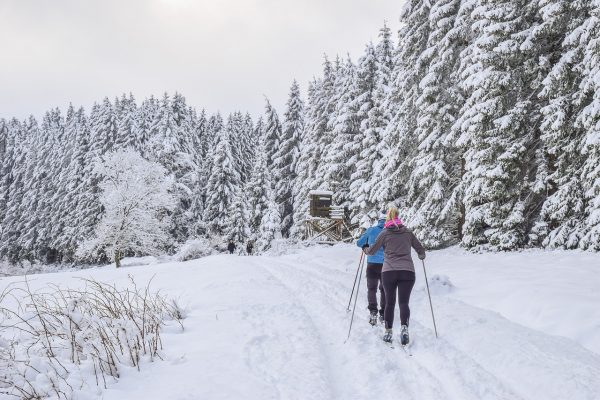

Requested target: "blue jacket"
[{"left": 356, "top": 219, "right": 385, "bottom": 264}]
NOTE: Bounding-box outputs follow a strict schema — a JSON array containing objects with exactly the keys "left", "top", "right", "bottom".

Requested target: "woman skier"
[
  {"left": 364, "top": 206, "right": 425, "bottom": 345},
  {"left": 356, "top": 210, "right": 387, "bottom": 325}
]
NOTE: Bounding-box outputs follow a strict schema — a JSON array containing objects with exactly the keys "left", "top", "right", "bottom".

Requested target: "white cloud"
[{"left": 0, "top": 0, "right": 403, "bottom": 119}]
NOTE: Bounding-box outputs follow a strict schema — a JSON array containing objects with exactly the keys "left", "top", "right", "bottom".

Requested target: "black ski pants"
[
  {"left": 382, "top": 270, "right": 415, "bottom": 329},
  {"left": 366, "top": 263, "right": 385, "bottom": 316}
]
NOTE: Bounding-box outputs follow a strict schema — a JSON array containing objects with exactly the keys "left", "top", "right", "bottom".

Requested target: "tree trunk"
[{"left": 115, "top": 250, "right": 121, "bottom": 268}]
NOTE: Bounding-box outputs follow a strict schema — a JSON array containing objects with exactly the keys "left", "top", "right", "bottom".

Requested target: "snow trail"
[{"left": 1, "top": 245, "right": 599, "bottom": 400}]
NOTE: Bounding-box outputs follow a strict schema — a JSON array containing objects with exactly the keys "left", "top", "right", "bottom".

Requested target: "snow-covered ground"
[{"left": 0, "top": 245, "right": 599, "bottom": 400}]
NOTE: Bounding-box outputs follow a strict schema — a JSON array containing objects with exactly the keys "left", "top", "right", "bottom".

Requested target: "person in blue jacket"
[{"left": 356, "top": 210, "right": 386, "bottom": 325}]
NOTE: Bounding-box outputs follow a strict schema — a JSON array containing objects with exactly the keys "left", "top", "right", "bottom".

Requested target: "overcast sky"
[{"left": 0, "top": 0, "right": 402, "bottom": 120}]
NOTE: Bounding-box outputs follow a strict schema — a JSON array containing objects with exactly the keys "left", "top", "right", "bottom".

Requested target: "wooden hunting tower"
[{"left": 305, "top": 190, "right": 357, "bottom": 243}]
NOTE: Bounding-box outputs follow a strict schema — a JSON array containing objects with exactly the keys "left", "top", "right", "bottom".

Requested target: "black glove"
[
  {"left": 362, "top": 244, "right": 369, "bottom": 250},
  {"left": 418, "top": 253, "right": 426, "bottom": 260}
]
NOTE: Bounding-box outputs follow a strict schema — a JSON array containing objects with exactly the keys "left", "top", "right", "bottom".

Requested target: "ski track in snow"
[
  {"left": 1, "top": 246, "right": 599, "bottom": 400},
  {"left": 261, "top": 257, "right": 524, "bottom": 400}
]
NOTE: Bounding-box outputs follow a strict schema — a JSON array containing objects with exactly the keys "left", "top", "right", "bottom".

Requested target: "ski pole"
[
  {"left": 346, "top": 252, "right": 364, "bottom": 312},
  {"left": 421, "top": 259, "right": 438, "bottom": 338},
  {"left": 346, "top": 251, "right": 366, "bottom": 342}
]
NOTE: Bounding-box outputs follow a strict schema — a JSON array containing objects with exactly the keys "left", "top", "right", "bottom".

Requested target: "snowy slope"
[{"left": 0, "top": 245, "right": 599, "bottom": 400}]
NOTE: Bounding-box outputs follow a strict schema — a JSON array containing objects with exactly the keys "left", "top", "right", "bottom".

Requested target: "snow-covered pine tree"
[
  {"left": 370, "top": 0, "right": 433, "bottom": 213},
  {"left": 202, "top": 126, "right": 240, "bottom": 236},
  {"left": 115, "top": 93, "right": 137, "bottom": 150},
  {"left": 94, "top": 97, "right": 118, "bottom": 154},
  {"left": 291, "top": 80, "right": 319, "bottom": 239},
  {"left": 257, "top": 185, "right": 282, "bottom": 252},
  {"left": 188, "top": 107, "right": 208, "bottom": 233},
  {"left": 273, "top": 81, "right": 304, "bottom": 237},
  {"left": 0, "top": 119, "right": 29, "bottom": 263},
  {"left": 246, "top": 137, "right": 271, "bottom": 238},
  {"left": 453, "top": 0, "right": 542, "bottom": 250},
  {"left": 263, "top": 98, "right": 282, "bottom": 168},
  {"left": 403, "top": 0, "right": 464, "bottom": 248},
  {"left": 577, "top": 0, "right": 600, "bottom": 250},
  {"left": 77, "top": 149, "right": 175, "bottom": 267},
  {"left": 32, "top": 108, "right": 65, "bottom": 262},
  {"left": 48, "top": 105, "right": 80, "bottom": 259},
  {"left": 135, "top": 96, "right": 159, "bottom": 156},
  {"left": 240, "top": 112, "right": 256, "bottom": 181},
  {"left": 530, "top": 0, "right": 591, "bottom": 249},
  {"left": 310, "top": 57, "right": 337, "bottom": 191},
  {"left": 59, "top": 107, "right": 92, "bottom": 261},
  {"left": 146, "top": 93, "right": 198, "bottom": 241},
  {"left": 364, "top": 24, "right": 395, "bottom": 213},
  {"left": 348, "top": 42, "right": 382, "bottom": 226},
  {"left": 322, "top": 56, "right": 360, "bottom": 207},
  {"left": 226, "top": 111, "right": 253, "bottom": 183},
  {"left": 227, "top": 187, "right": 250, "bottom": 244}
]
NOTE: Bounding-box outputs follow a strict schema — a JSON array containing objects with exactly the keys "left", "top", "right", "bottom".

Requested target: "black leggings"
[{"left": 382, "top": 270, "right": 415, "bottom": 329}]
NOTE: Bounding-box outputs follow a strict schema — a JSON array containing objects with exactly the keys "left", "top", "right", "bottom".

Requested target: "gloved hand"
[
  {"left": 362, "top": 244, "right": 369, "bottom": 250},
  {"left": 418, "top": 253, "right": 426, "bottom": 260}
]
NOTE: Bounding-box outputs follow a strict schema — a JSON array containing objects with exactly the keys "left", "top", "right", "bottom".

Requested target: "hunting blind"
[{"left": 305, "top": 190, "right": 356, "bottom": 243}]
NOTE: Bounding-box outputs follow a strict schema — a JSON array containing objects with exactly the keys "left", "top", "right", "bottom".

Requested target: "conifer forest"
[{"left": 1, "top": 0, "right": 599, "bottom": 266}]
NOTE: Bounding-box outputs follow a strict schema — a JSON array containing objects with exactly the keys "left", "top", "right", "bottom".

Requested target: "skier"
[
  {"left": 246, "top": 241, "right": 254, "bottom": 255},
  {"left": 364, "top": 206, "right": 425, "bottom": 346},
  {"left": 227, "top": 240, "right": 236, "bottom": 254},
  {"left": 356, "top": 210, "right": 387, "bottom": 325}
]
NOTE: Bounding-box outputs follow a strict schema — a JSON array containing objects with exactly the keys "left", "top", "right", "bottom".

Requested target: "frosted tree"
[
  {"left": 273, "top": 81, "right": 304, "bottom": 237},
  {"left": 227, "top": 188, "right": 250, "bottom": 243},
  {"left": 453, "top": 0, "right": 541, "bottom": 249},
  {"left": 371, "top": 0, "right": 433, "bottom": 212},
  {"left": 578, "top": 0, "right": 600, "bottom": 250},
  {"left": 310, "top": 57, "right": 337, "bottom": 191},
  {"left": 224, "top": 111, "right": 255, "bottom": 184},
  {"left": 76, "top": 149, "right": 175, "bottom": 267},
  {"left": 0, "top": 120, "right": 29, "bottom": 263},
  {"left": 146, "top": 93, "right": 198, "bottom": 240},
  {"left": 29, "top": 109, "right": 65, "bottom": 262},
  {"left": 257, "top": 186, "right": 282, "bottom": 252},
  {"left": 93, "top": 97, "right": 118, "bottom": 153},
  {"left": 246, "top": 138, "right": 271, "bottom": 237},
  {"left": 135, "top": 96, "right": 159, "bottom": 155},
  {"left": 348, "top": 43, "right": 381, "bottom": 225},
  {"left": 291, "top": 80, "right": 320, "bottom": 238},
  {"left": 263, "top": 99, "right": 282, "bottom": 167},
  {"left": 57, "top": 107, "right": 93, "bottom": 260},
  {"left": 115, "top": 93, "right": 137, "bottom": 149},
  {"left": 322, "top": 56, "right": 360, "bottom": 207},
  {"left": 403, "top": 0, "right": 464, "bottom": 248},
  {"left": 202, "top": 127, "right": 240, "bottom": 235},
  {"left": 531, "top": 0, "right": 591, "bottom": 248}
]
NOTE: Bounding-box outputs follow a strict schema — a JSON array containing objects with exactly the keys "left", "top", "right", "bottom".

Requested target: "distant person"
[
  {"left": 356, "top": 210, "right": 387, "bottom": 326},
  {"left": 227, "top": 240, "right": 236, "bottom": 255},
  {"left": 246, "top": 241, "right": 254, "bottom": 255},
  {"left": 364, "top": 206, "right": 425, "bottom": 346}
]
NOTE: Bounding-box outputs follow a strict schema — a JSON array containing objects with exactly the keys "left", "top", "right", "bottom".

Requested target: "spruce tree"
[
  {"left": 531, "top": 0, "right": 591, "bottom": 248},
  {"left": 454, "top": 0, "right": 542, "bottom": 249},
  {"left": 273, "top": 81, "right": 304, "bottom": 237},
  {"left": 202, "top": 127, "right": 240, "bottom": 236},
  {"left": 404, "top": 0, "right": 464, "bottom": 248},
  {"left": 578, "top": 0, "right": 600, "bottom": 250}
]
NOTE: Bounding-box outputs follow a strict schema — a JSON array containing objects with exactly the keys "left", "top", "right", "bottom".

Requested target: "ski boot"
[
  {"left": 400, "top": 325, "right": 409, "bottom": 346},
  {"left": 383, "top": 328, "right": 393, "bottom": 344},
  {"left": 378, "top": 313, "right": 384, "bottom": 325},
  {"left": 369, "top": 311, "right": 378, "bottom": 326}
]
